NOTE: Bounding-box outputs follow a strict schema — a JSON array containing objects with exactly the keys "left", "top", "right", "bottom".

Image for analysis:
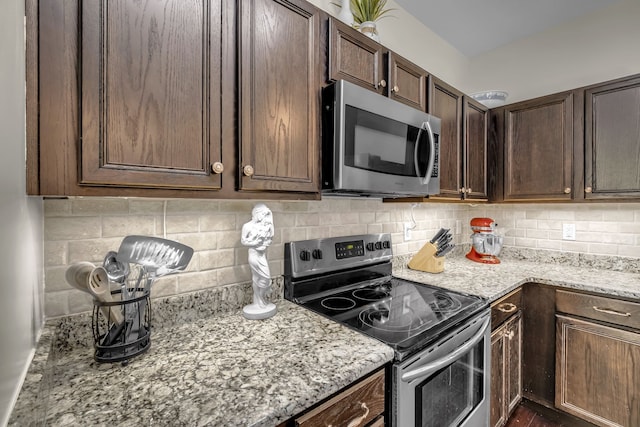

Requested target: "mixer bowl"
[{"left": 471, "top": 233, "right": 503, "bottom": 256}]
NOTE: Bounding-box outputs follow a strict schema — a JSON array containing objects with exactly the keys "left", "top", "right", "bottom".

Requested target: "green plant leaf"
[{"left": 349, "top": 0, "right": 395, "bottom": 24}]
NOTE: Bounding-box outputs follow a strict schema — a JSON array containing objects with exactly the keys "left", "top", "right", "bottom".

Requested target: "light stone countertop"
[
  {"left": 393, "top": 248, "right": 640, "bottom": 303},
  {"left": 11, "top": 247, "right": 640, "bottom": 426},
  {"left": 9, "top": 300, "right": 394, "bottom": 426}
]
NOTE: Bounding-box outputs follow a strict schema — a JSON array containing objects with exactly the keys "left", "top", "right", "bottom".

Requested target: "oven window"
[
  {"left": 416, "top": 340, "right": 484, "bottom": 427},
  {"left": 344, "top": 105, "right": 430, "bottom": 177}
]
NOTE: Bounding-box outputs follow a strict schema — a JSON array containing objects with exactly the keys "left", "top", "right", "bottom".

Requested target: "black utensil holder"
[{"left": 92, "top": 288, "right": 151, "bottom": 364}]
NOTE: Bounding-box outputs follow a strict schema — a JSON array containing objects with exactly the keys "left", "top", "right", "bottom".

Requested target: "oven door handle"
[
  {"left": 413, "top": 121, "right": 435, "bottom": 185},
  {"left": 401, "top": 317, "right": 490, "bottom": 383}
]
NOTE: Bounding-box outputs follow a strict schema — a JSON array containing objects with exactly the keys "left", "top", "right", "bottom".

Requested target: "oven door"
[{"left": 392, "top": 311, "right": 490, "bottom": 427}]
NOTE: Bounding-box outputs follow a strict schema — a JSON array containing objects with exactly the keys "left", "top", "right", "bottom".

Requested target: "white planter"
[
  {"left": 359, "top": 21, "right": 379, "bottom": 42},
  {"left": 337, "top": 0, "right": 354, "bottom": 27}
]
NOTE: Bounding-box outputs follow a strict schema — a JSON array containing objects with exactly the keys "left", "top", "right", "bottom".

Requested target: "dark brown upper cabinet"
[
  {"left": 580, "top": 74, "right": 640, "bottom": 200},
  {"left": 428, "top": 77, "right": 488, "bottom": 201},
  {"left": 492, "top": 92, "right": 574, "bottom": 202},
  {"left": 28, "top": 0, "right": 322, "bottom": 199},
  {"left": 328, "top": 18, "right": 428, "bottom": 112},
  {"left": 238, "top": 0, "right": 320, "bottom": 193},
  {"left": 79, "top": 0, "right": 223, "bottom": 191},
  {"left": 464, "top": 96, "right": 489, "bottom": 200},
  {"left": 387, "top": 52, "right": 428, "bottom": 112}
]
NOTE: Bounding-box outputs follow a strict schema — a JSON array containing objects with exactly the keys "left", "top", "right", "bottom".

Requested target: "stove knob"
[
  {"left": 312, "top": 249, "right": 323, "bottom": 260},
  {"left": 299, "top": 250, "right": 311, "bottom": 261},
  {"left": 375, "top": 241, "right": 383, "bottom": 250},
  {"left": 366, "top": 242, "right": 375, "bottom": 251},
  {"left": 382, "top": 240, "right": 390, "bottom": 249}
]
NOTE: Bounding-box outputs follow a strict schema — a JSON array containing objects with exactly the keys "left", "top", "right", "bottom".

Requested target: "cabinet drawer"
[
  {"left": 491, "top": 288, "right": 523, "bottom": 330},
  {"left": 556, "top": 289, "right": 640, "bottom": 330},
  {"left": 295, "top": 368, "right": 385, "bottom": 427}
]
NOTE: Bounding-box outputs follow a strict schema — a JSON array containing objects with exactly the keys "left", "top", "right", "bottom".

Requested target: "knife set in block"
[
  {"left": 408, "top": 228, "right": 454, "bottom": 274},
  {"left": 408, "top": 242, "right": 445, "bottom": 273}
]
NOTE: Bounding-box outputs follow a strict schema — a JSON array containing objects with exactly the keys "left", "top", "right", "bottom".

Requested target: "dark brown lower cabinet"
[
  {"left": 290, "top": 368, "right": 385, "bottom": 427},
  {"left": 491, "top": 311, "right": 522, "bottom": 427},
  {"left": 555, "top": 289, "right": 640, "bottom": 426}
]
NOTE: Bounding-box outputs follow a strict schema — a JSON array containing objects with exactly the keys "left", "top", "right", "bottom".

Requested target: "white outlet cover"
[
  {"left": 562, "top": 223, "right": 576, "bottom": 240},
  {"left": 404, "top": 222, "right": 412, "bottom": 241}
]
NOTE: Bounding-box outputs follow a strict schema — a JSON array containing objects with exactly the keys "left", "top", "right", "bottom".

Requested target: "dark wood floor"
[{"left": 505, "top": 405, "right": 562, "bottom": 427}]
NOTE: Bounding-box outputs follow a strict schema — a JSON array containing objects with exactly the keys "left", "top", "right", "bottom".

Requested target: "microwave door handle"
[
  {"left": 413, "top": 122, "right": 436, "bottom": 184},
  {"left": 400, "top": 317, "right": 490, "bottom": 383}
]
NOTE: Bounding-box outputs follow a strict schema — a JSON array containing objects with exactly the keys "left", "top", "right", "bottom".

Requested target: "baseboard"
[{"left": 520, "top": 398, "right": 598, "bottom": 427}]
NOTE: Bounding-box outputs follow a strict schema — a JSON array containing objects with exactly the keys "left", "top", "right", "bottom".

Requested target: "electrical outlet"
[
  {"left": 404, "top": 222, "right": 412, "bottom": 241},
  {"left": 562, "top": 223, "right": 576, "bottom": 240}
]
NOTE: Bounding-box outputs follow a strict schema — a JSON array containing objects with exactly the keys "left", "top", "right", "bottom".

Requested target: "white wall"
[
  {"left": 466, "top": 0, "right": 640, "bottom": 102},
  {"left": 0, "top": 0, "right": 45, "bottom": 423}
]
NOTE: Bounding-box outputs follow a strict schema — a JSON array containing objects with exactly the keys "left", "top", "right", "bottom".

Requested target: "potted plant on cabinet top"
[{"left": 335, "top": 0, "right": 395, "bottom": 42}]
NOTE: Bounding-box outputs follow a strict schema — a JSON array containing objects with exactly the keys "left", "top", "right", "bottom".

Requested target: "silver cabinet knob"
[
  {"left": 243, "top": 165, "right": 255, "bottom": 177},
  {"left": 585, "top": 186, "right": 593, "bottom": 193},
  {"left": 211, "top": 162, "right": 224, "bottom": 174},
  {"left": 564, "top": 187, "right": 571, "bottom": 194},
  {"left": 466, "top": 188, "right": 472, "bottom": 194},
  {"left": 378, "top": 79, "right": 387, "bottom": 88},
  {"left": 392, "top": 85, "right": 399, "bottom": 93}
]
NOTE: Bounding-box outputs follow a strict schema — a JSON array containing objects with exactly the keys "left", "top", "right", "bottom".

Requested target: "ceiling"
[{"left": 394, "top": 0, "right": 622, "bottom": 57}]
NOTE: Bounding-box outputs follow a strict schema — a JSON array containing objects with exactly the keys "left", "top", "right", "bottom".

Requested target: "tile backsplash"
[{"left": 44, "top": 198, "right": 640, "bottom": 318}]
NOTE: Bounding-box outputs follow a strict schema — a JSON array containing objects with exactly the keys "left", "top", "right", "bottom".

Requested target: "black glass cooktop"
[{"left": 300, "top": 276, "right": 486, "bottom": 355}]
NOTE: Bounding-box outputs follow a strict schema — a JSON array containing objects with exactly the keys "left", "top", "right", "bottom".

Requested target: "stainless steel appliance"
[
  {"left": 284, "top": 234, "right": 490, "bottom": 427},
  {"left": 322, "top": 80, "right": 441, "bottom": 198}
]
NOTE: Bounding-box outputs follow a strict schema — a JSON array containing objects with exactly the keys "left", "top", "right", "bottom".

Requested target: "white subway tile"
[
  {"left": 45, "top": 217, "right": 102, "bottom": 241},
  {"left": 101, "top": 216, "right": 156, "bottom": 237},
  {"left": 44, "top": 241, "right": 67, "bottom": 266},
  {"left": 199, "top": 213, "right": 236, "bottom": 232},
  {"left": 71, "top": 198, "right": 129, "bottom": 215}
]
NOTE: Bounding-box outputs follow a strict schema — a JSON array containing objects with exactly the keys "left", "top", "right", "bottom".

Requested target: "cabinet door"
[
  {"left": 429, "top": 77, "right": 464, "bottom": 199},
  {"left": 388, "top": 52, "right": 427, "bottom": 112},
  {"left": 490, "top": 328, "right": 507, "bottom": 427},
  {"left": 463, "top": 96, "right": 488, "bottom": 200},
  {"left": 238, "top": 0, "right": 320, "bottom": 193},
  {"left": 490, "top": 312, "right": 522, "bottom": 427},
  {"left": 505, "top": 314, "right": 522, "bottom": 414},
  {"left": 328, "top": 18, "right": 386, "bottom": 95},
  {"left": 503, "top": 92, "right": 573, "bottom": 201},
  {"left": 556, "top": 315, "right": 640, "bottom": 427},
  {"left": 584, "top": 75, "right": 640, "bottom": 199},
  {"left": 80, "top": 0, "right": 222, "bottom": 190}
]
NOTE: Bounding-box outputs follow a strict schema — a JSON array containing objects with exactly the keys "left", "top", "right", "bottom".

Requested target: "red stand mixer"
[{"left": 466, "top": 217, "right": 503, "bottom": 264}]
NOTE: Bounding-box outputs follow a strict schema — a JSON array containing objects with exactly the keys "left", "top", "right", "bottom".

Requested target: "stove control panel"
[
  {"left": 284, "top": 233, "right": 393, "bottom": 279},
  {"left": 335, "top": 240, "right": 365, "bottom": 259}
]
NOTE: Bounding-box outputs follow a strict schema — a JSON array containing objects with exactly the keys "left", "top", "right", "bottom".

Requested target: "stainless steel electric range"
[{"left": 284, "top": 233, "right": 491, "bottom": 427}]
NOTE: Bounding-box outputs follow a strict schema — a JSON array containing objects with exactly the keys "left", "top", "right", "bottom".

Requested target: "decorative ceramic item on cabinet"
[{"left": 335, "top": 0, "right": 354, "bottom": 26}]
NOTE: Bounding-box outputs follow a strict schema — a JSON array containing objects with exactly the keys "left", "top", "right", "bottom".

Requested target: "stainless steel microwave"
[{"left": 322, "top": 80, "right": 441, "bottom": 198}]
